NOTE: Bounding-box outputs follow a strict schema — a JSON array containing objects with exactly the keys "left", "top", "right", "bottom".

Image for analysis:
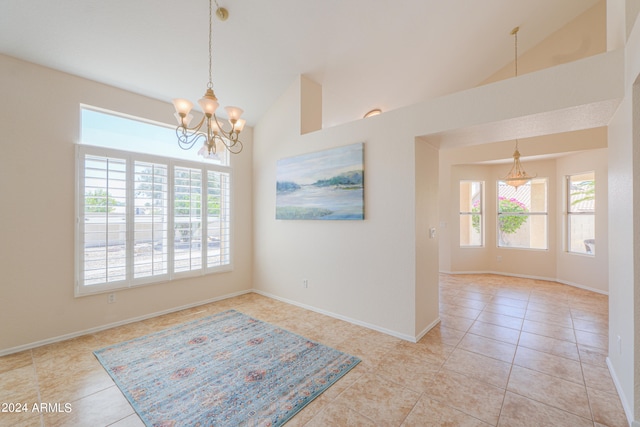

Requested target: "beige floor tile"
[
  {"left": 524, "top": 309, "right": 573, "bottom": 328},
  {"left": 439, "top": 313, "right": 475, "bottom": 332},
  {"left": 507, "top": 365, "right": 591, "bottom": 419},
  {"left": 483, "top": 303, "right": 526, "bottom": 318},
  {"left": 43, "top": 386, "right": 134, "bottom": 427},
  {"left": 489, "top": 296, "right": 528, "bottom": 309},
  {"left": 0, "top": 412, "right": 42, "bottom": 427},
  {"left": 578, "top": 344, "right": 609, "bottom": 368},
  {"left": 449, "top": 296, "right": 488, "bottom": 311},
  {"left": 572, "top": 317, "right": 608, "bottom": 336},
  {"left": 304, "top": 402, "right": 377, "bottom": 426},
  {"left": 587, "top": 387, "right": 629, "bottom": 427},
  {"left": 518, "top": 331, "right": 579, "bottom": 360},
  {"left": 574, "top": 330, "right": 608, "bottom": 350},
  {"left": 458, "top": 333, "right": 516, "bottom": 363},
  {"left": 443, "top": 348, "right": 512, "bottom": 388},
  {"left": 420, "top": 324, "right": 465, "bottom": 347},
  {"left": 375, "top": 352, "right": 440, "bottom": 393},
  {"left": 0, "top": 351, "right": 33, "bottom": 374},
  {"left": 333, "top": 373, "right": 420, "bottom": 425},
  {"left": 582, "top": 363, "right": 618, "bottom": 395},
  {"left": 476, "top": 311, "right": 523, "bottom": 330},
  {"left": 2, "top": 274, "right": 629, "bottom": 427},
  {"left": 422, "top": 369, "right": 505, "bottom": 425},
  {"left": 498, "top": 391, "right": 593, "bottom": 427},
  {"left": 0, "top": 365, "right": 39, "bottom": 403},
  {"left": 392, "top": 339, "right": 454, "bottom": 365},
  {"left": 513, "top": 346, "right": 583, "bottom": 385},
  {"left": 109, "top": 414, "right": 145, "bottom": 427},
  {"left": 468, "top": 320, "right": 520, "bottom": 345},
  {"left": 401, "top": 395, "right": 491, "bottom": 427},
  {"left": 440, "top": 303, "right": 482, "bottom": 320},
  {"left": 522, "top": 319, "right": 576, "bottom": 342},
  {"left": 36, "top": 362, "right": 115, "bottom": 404}
]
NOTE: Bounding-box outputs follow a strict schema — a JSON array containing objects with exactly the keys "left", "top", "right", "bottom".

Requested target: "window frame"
[
  {"left": 75, "top": 144, "right": 233, "bottom": 297},
  {"left": 566, "top": 171, "right": 595, "bottom": 256},
  {"left": 459, "top": 180, "right": 484, "bottom": 248},
  {"left": 496, "top": 178, "right": 548, "bottom": 250}
]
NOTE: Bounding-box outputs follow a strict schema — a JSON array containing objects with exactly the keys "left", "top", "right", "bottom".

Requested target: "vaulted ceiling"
[{"left": 0, "top": 0, "right": 599, "bottom": 128}]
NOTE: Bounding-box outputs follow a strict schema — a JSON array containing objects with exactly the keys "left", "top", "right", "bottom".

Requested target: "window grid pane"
[
  {"left": 206, "top": 171, "right": 231, "bottom": 267},
  {"left": 82, "top": 155, "right": 127, "bottom": 285},
  {"left": 497, "top": 179, "right": 548, "bottom": 249},
  {"left": 567, "top": 172, "right": 595, "bottom": 255},
  {"left": 459, "top": 181, "right": 483, "bottom": 247},
  {"left": 134, "top": 162, "right": 169, "bottom": 278},
  {"left": 174, "top": 167, "right": 203, "bottom": 273}
]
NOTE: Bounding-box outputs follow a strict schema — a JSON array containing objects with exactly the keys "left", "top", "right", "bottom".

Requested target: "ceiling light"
[
  {"left": 172, "top": 0, "right": 244, "bottom": 157},
  {"left": 363, "top": 108, "right": 382, "bottom": 118},
  {"left": 502, "top": 26, "right": 535, "bottom": 189}
]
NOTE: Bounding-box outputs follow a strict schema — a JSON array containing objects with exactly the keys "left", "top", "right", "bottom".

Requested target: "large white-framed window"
[
  {"left": 567, "top": 172, "right": 595, "bottom": 255},
  {"left": 497, "top": 178, "right": 548, "bottom": 250},
  {"left": 76, "top": 108, "right": 232, "bottom": 296},
  {"left": 459, "top": 181, "right": 483, "bottom": 247}
]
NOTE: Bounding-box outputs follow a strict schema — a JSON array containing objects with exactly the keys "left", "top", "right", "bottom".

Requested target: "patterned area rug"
[{"left": 94, "top": 309, "right": 360, "bottom": 426}]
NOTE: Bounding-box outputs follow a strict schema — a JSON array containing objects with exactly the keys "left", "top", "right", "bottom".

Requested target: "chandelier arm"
[{"left": 176, "top": 127, "right": 207, "bottom": 151}]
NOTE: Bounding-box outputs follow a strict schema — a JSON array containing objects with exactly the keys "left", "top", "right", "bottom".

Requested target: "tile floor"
[{"left": 0, "top": 274, "right": 629, "bottom": 426}]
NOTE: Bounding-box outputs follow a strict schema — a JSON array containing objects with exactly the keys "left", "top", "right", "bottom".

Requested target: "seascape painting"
[{"left": 276, "top": 143, "right": 364, "bottom": 220}]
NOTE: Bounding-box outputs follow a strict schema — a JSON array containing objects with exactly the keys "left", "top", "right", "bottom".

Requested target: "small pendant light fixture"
[{"left": 501, "top": 26, "right": 536, "bottom": 189}]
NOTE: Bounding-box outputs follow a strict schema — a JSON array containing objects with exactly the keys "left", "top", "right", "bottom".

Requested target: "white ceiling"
[{"left": 0, "top": 0, "right": 600, "bottom": 128}]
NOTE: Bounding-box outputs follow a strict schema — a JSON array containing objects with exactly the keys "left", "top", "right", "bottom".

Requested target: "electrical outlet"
[
  {"left": 108, "top": 293, "right": 116, "bottom": 304},
  {"left": 497, "top": 256, "right": 502, "bottom": 262},
  {"left": 302, "top": 279, "right": 309, "bottom": 289}
]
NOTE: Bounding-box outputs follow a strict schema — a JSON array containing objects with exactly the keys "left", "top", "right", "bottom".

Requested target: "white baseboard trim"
[
  {"left": 415, "top": 317, "right": 441, "bottom": 343},
  {"left": 252, "top": 289, "right": 418, "bottom": 343},
  {"left": 0, "top": 289, "right": 252, "bottom": 357},
  {"left": 606, "top": 357, "right": 636, "bottom": 427},
  {"left": 441, "top": 270, "right": 608, "bottom": 295}
]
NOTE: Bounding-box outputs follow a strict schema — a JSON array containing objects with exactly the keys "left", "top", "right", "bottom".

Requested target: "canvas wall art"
[{"left": 276, "top": 143, "right": 364, "bottom": 220}]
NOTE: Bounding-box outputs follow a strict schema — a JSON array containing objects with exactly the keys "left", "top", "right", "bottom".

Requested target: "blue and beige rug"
[{"left": 94, "top": 309, "right": 360, "bottom": 426}]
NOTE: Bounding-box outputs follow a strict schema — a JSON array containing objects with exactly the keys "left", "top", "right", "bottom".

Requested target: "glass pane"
[
  {"left": 460, "top": 214, "right": 482, "bottom": 246},
  {"left": 569, "top": 214, "right": 595, "bottom": 255},
  {"left": 81, "top": 108, "right": 228, "bottom": 166},
  {"left": 460, "top": 181, "right": 482, "bottom": 247},
  {"left": 497, "top": 178, "right": 547, "bottom": 249},
  {"left": 174, "top": 167, "right": 202, "bottom": 272},
  {"left": 134, "top": 162, "right": 169, "bottom": 278},
  {"left": 568, "top": 173, "right": 595, "bottom": 213},
  {"left": 83, "top": 156, "right": 127, "bottom": 285}
]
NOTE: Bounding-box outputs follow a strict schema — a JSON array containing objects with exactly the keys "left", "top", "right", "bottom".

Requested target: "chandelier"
[
  {"left": 172, "top": 0, "right": 244, "bottom": 157},
  {"left": 502, "top": 26, "right": 535, "bottom": 189}
]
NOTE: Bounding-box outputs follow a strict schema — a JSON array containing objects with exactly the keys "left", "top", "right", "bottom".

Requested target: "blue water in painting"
[{"left": 277, "top": 185, "right": 364, "bottom": 220}]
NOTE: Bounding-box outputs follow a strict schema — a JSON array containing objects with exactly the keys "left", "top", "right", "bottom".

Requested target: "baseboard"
[
  {"left": 441, "top": 270, "right": 608, "bottom": 295},
  {"left": 415, "top": 317, "right": 441, "bottom": 343},
  {"left": 606, "top": 357, "right": 636, "bottom": 427},
  {"left": 252, "top": 289, "right": 418, "bottom": 342},
  {"left": 0, "top": 289, "right": 252, "bottom": 357}
]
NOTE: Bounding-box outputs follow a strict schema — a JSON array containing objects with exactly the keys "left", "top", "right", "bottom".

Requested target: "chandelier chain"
[
  {"left": 513, "top": 26, "right": 518, "bottom": 78},
  {"left": 207, "top": 0, "right": 213, "bottom": 89}
]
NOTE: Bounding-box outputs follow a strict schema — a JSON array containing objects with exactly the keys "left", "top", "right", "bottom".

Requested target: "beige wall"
[
  {"left": 482, "top": 0, "right": 606, "bottom": 85},
  {"left": 0, "top": 55, "right": 254, "bottom": 354},
  {"left": 555, "top": 149, "right": 608, "bottom": 292},
  {"left": 252, "top": 76, "right": 440, "bottom": 341}
]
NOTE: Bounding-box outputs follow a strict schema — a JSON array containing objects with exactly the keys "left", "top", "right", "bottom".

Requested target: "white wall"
[
  {"left": 556, "top": 149, "right": 608, "bottom": 292},
  {"left": 605, "top": 1, "right": 640, "bottom": 423},
  {"left": 252, "top": 76, "right": 440, "bottom": 341},
  {"left": 0, "top": 55, "right": 254, "bottom": 354}
]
